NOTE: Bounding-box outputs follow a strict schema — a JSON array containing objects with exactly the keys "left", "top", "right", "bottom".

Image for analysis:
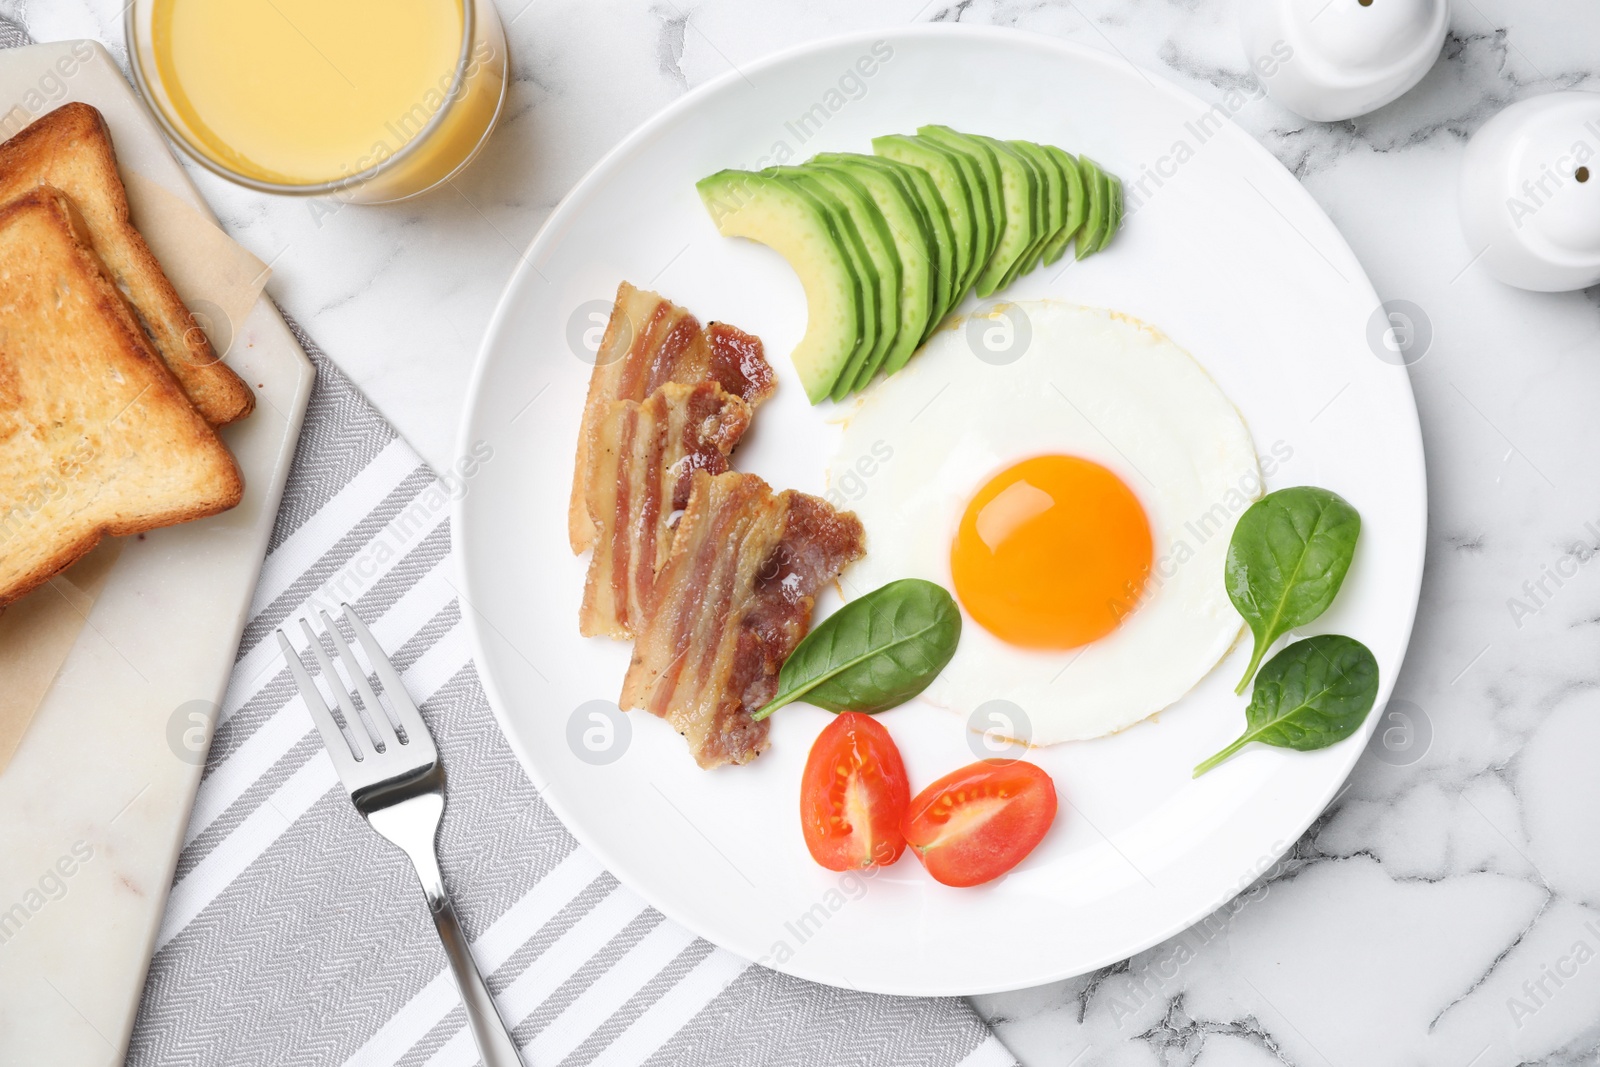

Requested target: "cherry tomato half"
[
  {"left": 800, "top": 712, "right": 911, "bottom": 870},
  {"left": 901, "top": 759, "right": 1058, "bottom": 887}
]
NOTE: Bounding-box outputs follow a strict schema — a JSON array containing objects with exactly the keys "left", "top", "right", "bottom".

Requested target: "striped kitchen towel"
[{"left": 124, "top": 318, "right": 1019, "bottom": 1067}]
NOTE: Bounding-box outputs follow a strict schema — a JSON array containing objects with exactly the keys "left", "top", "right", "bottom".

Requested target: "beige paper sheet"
[
  {"left": 0, "top": 541, "right": 122, "bottom": 768},
  {"left": 0, "top": 164, "right": 272, "bottom": 775}
]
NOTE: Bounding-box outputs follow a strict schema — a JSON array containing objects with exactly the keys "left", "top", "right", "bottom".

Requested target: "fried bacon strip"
[
  {"left": 579, "top": 381, "right": 752, "bottom": 638},
  {"left": 621, "top": 471, "right": 866, "bottom": 769},
  {"left": 569, "top": 281, "right": 775, "bottom": 552}
]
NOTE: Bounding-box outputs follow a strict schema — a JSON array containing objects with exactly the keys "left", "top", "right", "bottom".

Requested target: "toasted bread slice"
[
  {"left": 0, "top": 190, "right": 244, "bottom": 609},
  {"left": 0, "top": 102, "right": 254, "bottom": 425}
]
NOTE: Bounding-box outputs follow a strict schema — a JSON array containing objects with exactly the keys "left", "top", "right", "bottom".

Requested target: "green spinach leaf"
[
  {"left": 1194, "top": 634, "right": 1379, "bottom": 777},
  {"left": 1226, "top": 486, "right": 1361, "bottom": 693},
  {"left": 752, "top": 578, "right": 961, "bottom": 720}
]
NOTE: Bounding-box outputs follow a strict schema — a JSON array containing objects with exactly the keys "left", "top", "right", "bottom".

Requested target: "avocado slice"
[
  {"left": 874, "top": 133, "right": 986, "bottom": 303},
  {"left": 915, "top": 126, "right": 1005, "bottom": 293},
  {"left": 975, "top": 134, "right": 1042, "bottom": 294},
  {"left": 1037, "top": 146, "right": 1086, "bottom": 266},
  {"left": 810, "top": 154, "right": 936, "bottom": 384},
  {"left": 1003, "top": 139, "right": 1064, "bottom": 285},
  {"left": 787, "top": 165, "right": 901, "bottom": 400},
  {"left": 771, "top": 168, "right": 885, "bottom": 397},
  {"left": 920, "top": 127, "right": 1039, "bottom": 298},
  {"left": 776, "top": 168, "right": 883, "bottom": 394},
  {"left": 1085, "top": 164, "right": 1117, "bottom": 257},
  {"left": 1096, "top": 173, "right": 1124, "bottom": 255},
  {"left": 1075, "top": 156, "right": 1110, "bottom": 261},
  {"left": 833, "top": 153, "right": 959, "bottom": 338},
  {"left": 884, "top": 159, "right": 962, "bottom": 333},
  {"left": 770, "top": 166, "right": 888, "bottom": 400},
  {"left": 696, "top": 168, "right": 865, "bottom": 403}
]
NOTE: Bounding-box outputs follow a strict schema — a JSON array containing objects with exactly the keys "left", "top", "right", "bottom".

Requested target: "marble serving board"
[{"left": 0, "top": 41, "right": 314, "bottom": 1065}]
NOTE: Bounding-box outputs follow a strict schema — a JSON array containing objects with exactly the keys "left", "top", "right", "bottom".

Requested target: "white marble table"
[{"left": 23, "top": 0, "right": 1600, "bottom": 1063}]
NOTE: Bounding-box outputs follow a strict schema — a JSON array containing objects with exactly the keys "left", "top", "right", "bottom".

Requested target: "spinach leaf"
[
  {"left": 752, "top": 578, "right": 961, "bottom": 720},
  {"left": 1194, "top": 634, "right": 1379, "bottom": 777},
  {"left": 1226, "top": 486, "right": 1361, "bottom": 693}
]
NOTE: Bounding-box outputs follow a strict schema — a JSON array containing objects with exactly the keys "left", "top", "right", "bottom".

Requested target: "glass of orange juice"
[{"left": 125, "top": 0, "right": 508, "bottom": 203}]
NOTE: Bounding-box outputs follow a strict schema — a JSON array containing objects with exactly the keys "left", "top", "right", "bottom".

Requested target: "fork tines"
[{"left": 277, "top": 604, "right": 437, "bottom": 790}]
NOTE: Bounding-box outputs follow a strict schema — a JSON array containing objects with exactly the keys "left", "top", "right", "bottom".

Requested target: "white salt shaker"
[
  {"left": 1241, "top": 0, "right": 1450, "bottom": 122},
  {"left": 1459, "top": 91, "right": 1600, "bottom": 292}
]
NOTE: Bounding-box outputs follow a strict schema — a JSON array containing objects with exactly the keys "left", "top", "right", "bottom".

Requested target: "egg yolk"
[{"left": 950, "top": 454, "right": 1153, "bottom": 649}]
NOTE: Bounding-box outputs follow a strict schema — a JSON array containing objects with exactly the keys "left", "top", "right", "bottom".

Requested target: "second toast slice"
[{"left": 0, "top": 102, "right": 256, "bottom": 425}]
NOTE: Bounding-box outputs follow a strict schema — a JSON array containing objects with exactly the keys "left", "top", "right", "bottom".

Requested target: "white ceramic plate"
[
  {"left": 457, "top": 26, "right": 1426, "bottom": 996},
  {"left": 0, "top": 41, "right": 314, "bottom": 1060}
]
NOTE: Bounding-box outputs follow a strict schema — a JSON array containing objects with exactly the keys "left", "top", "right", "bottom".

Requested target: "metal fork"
[{"left": 277, "top": 605, "right": 525, "bottom": 1067}]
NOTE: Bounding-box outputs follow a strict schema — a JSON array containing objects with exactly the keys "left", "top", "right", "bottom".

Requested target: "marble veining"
[{"left": 11, "top": 0, "right": 1600, "bottom": 1063}]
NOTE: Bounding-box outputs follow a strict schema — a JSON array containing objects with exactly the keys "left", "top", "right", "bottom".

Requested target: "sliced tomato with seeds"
[
  {"left": 800, "top": 712, "right": 911, "bottom": 870},
  {"left": 902, "top": 759, "right": 1058, "bottom": 887}
]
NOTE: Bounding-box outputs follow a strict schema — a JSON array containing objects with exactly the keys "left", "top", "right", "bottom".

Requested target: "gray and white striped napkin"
[{"left": 123, "top": 315, "right": 1018, "bottom": 1067}]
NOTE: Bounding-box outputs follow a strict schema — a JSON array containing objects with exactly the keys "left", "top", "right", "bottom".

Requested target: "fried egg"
[{"left": 826, "top": 302, "right": 1260, "bottom": 744}]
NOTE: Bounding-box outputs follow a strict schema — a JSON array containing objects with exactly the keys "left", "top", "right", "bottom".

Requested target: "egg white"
[{"left": 827, "top": 301, "right": 1261, "bottom": 745}]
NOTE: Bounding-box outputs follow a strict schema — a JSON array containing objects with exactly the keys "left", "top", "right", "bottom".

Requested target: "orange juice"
[{"left": 137, "top": 0, "right": 506, "bottom": 200}]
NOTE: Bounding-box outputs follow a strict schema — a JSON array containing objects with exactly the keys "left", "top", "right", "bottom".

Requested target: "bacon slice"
[
  {"left": 622, "top": 471, "right": 866, "bottom": 769},
  {"left": 579, "top": 382, "right": 752, "bottom": 638},
  {"left": 569, "top": 282, "right": 775, "bottom": 552}
]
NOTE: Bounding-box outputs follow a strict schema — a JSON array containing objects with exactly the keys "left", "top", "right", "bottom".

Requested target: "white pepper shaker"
[
  {"left": 1459, "top": 91, "right": 1600, "bottom": 292},
  {"left": 1241, "top": 0, "right": 1450, "bottom": 122}
]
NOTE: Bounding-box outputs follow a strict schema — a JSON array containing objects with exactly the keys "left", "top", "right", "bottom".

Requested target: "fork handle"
[
  {"left": 428, "top": 891, "right": 526, "bottom": 1067},
  {"left": 401, "top": 844, "right": 526, "bottom": 1067}
]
